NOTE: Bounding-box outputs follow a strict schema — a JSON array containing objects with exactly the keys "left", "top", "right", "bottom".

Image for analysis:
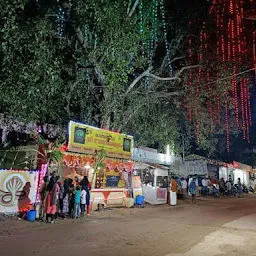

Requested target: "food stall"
[
  {"left": 135, "top": 163, "right": 169, "bottom": 204},
  {"left": 133, "top": 147, "right": 171, "bottom": 205},
  {"left": 140, "top": 168, "right": 168, "bottom": 205},
  {"left": 63, "top": 121, "right": 134, "bottom": 210}
]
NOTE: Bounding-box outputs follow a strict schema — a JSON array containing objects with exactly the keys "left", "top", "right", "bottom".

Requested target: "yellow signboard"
[{"left": 68, "top": 121, "right": 133, "bottom": 159}]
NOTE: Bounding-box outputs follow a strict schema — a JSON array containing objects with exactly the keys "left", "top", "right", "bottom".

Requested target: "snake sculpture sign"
[{"left": 0, "top": 170, "right": 39, "bottom": 213}]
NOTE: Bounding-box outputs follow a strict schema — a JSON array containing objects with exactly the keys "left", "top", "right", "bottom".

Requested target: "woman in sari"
[{"left": 45, "top": 176, "right": 60, "bottom": 223}]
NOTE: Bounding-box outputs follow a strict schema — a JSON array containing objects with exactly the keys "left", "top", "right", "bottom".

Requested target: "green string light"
[
  {"left": 139, "top": 0, "right": 144, "bottom": 56},
  {"left": 148, "top": 0, "right": 159, "bottom": 66},
  {"left": 160, "top": 0, "right": 173, "bottom": 76}
]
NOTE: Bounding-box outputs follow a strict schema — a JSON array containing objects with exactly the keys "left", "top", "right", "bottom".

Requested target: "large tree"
[{"left": 2, "top": 0, "right": 236, "bottom": 155}]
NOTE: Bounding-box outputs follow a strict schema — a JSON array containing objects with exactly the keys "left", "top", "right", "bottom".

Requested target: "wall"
[
  {"left": 219, "top": 166, "right": 250, "bottom": 186},
  {"left": 184, "top": 160, "right": 208, "bottom": 176}
]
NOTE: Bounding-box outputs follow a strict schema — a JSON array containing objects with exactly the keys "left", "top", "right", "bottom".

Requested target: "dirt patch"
[{"left": 1, "top": 197, "right": 256, "bottom": 256}]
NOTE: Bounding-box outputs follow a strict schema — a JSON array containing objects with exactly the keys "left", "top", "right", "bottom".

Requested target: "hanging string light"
[
  {"left": 56, "top": 1, "right": 65, "bottom": 39},
  {"left": 160, "top": 0, "right": 173, "bottom": 76},
  {"left": 240, "top": 78, "right": 246, "bottom": 139},
  {"left": 187, "top": 0, "right": 255, "bottom": 151},
  {"left": 139, "top": 0, "right": 144, "bottom": 56},
  {"left": 148, "top": 0, "right": 159, "bottom": 66},
  {"left": 188, "top": 34, "right": 193, "bottom": 122},
  {"left": 225, "top": 101, "right": 230, "bottom": 152}
]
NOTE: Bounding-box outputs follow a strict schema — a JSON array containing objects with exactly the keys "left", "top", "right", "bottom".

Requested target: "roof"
[{"left": 185, "top": 154, "right": 226, "bottom": 166}]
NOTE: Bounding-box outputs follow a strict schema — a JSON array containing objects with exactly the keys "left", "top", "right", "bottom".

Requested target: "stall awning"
[{"left": 134, "top": 162, "right": 169, "bottom": 170}]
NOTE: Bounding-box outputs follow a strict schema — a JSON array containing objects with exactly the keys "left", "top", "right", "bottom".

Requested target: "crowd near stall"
[{"left": 0, "top": 122, "right": 255, "bottom": 222}]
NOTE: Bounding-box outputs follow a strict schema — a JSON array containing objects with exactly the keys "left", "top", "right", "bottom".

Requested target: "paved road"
[{"left": 1, "top": 196, "right": 256, "bottom": 256}]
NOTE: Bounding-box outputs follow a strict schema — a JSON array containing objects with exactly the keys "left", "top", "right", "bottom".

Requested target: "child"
[
  {"left": 80, "top": 186, "right": 87, "bottom": 217},
  {"left": 74, "top": 185, "right": 81, "bottom": 219}
]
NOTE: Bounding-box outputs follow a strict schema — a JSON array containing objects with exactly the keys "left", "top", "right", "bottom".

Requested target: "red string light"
[
  {"left": 187, "top": 0, "right": 255, "bottom": 151},
  {"left": 240, "top": 78, "right": 246, "bottom": 139},
  {"left": 225, "top": 101, "right": 230, "bottom": 152}
]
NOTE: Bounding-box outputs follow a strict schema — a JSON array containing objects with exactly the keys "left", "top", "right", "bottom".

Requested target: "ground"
[{"left": 1, "top": 196, "right": 256, "bottom": 256}]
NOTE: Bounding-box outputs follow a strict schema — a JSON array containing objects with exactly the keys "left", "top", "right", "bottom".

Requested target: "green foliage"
[
  {"left": 0, "top": 0, "right": 237, "bottom": 157},
  {"left": 94, "top": 149, "right": 107, "bottom": 174},
  {"left": 30, "top": 132, "right": 63, "bottom": 164}
]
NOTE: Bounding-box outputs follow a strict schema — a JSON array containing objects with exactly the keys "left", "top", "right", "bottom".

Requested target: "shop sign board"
[
  {"left": 156, "top": 188, "right": 167, "bottom": 200},
  {"left": 133, "top": 148, "right": 175, "bottom": 165},
  {"left": 68, "top": 121, "right": 133, "bottom": 159},
  {"left": 132, "top": 176, "right": 143, "bottom": 198}
]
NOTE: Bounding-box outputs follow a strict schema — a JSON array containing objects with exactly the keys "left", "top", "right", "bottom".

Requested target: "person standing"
[
  {"left": 219, "top": 178, "right": 225, "bottom": 196},
  {"left": 81, "top": 176, "right": 91, "bottom": 215},
  {"left": 61, "top": 179, "right": 70, "bottom": 218},
  {"left": 80, "top": 186, "right": 87, "bottom": 217},
  {"left": 225, "top": 179, "right": 232, "bottom": 196},
  {"left": 181, "top": 177, "right": 188, "bottom": 199},
  {"left": 169, "top": 176, "right": 178, "bottom": 206},
  {"left": 73, "top": 185, "right": 81, "bottom": 219},
  {"left": 189, "top": 178, "right": 197, "bottom": 204},
  {"left": 237, "top": 178, "right": 243, "bottom": 198},
  {"left": 39, "top": 176, "right": 48, "bottom": 220},
  {"left": 201, "top": 177, "right": 208, "bottom": 197},
  {"left": 45, "top": 176, "right": 60, "bottom": 223}
]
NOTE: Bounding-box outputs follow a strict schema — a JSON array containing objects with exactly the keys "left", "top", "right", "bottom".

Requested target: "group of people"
[
  {"left": 169, "top": 175, "right": 242, "bottom": 206},
  {"left": 39, "top": 172, "right": 91, "bottom": 223},
  {"left": 169, "top": 176, "right": 197, "bottom": 205}
]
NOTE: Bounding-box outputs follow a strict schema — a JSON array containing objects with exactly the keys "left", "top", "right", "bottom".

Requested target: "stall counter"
[{"left": 90, "top": 188, "right": 130, "bottom": 210}]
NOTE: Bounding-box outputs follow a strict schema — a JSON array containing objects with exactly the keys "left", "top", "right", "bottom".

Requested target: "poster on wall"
[
  {"left": 0, "top": 170, "right": 39, "bottom": 213},
  {"left": 132, "top": 176, "right": 143, "bottom": 198},
  {"left": 156, "top": 188, "right": 167, "bottom": 201},
  {"left": 185, "top": 160, "right": 208, "bottom": 175},
  {"left": 68, "top": 121, "right": 133, "bottom": 159}
]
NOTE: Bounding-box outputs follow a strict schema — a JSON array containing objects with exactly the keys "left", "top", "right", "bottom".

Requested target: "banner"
[
  {"left": 68, "top": 121, "right": 133, "bottom": 159},
  {"left": 132, "top": 176, "right": 143, "bottom": 198},
  {"left": 0, "top": 170, "right": 39, "bottom": 213},
  {"left": 156, "top": 188, "right": 167, "bottom": 200}
]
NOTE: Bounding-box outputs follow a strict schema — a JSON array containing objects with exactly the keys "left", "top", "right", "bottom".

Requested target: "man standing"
[
  {"left": 219, "top": 178, "right": 225, "bottom": 196},
  {"left": 201, "top": 176, "right": 208, "bottom": 197},
  {"left": 237, "top": 178, "right": 243, "bottom": 198},
  {"left": 181, "top": 177, "right": 188, "bottom": 199},
  {"left": 170, "top": 176, "right": 178, "bottom": 206}
]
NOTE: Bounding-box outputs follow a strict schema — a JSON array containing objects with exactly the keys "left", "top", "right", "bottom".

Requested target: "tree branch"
[
  {"left": 127, "top": 0, "right": 133, "bottom": 15},
  {"left": 154, "top": 91, "right": 181, "bottom": 97},
  {"left": 124, "top": 66, "right": 152, "bottom": 96},
  {"left": 124, "top": 64, "right": 200, "bottom": 97},
  {"left": 118, "top": 104, "right": 143, "bottom": 132},
  {"left": 128, "top": 0, "right": 140, "bottom": 18}
]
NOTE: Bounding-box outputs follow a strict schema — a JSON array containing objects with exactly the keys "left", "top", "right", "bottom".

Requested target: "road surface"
[{"left": 1, "top": 196, "right": 256, "bottom": 256}]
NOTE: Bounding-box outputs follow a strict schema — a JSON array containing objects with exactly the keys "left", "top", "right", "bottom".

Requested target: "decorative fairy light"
[
  {"left": 240, "top": 78, "right": 246, "bottom": 139},
  {"left": 247, "top": 85, "right": 252, "bottom": 127},
  {"left": 139, "top": 0, "right": 144, "bottom": 56},
  {"left": 225, "top": 101, "right": 230, "bottom": 152},
  {"left": 186, "top": 0, "right": 256, "bottom": 151},
  {"left": 56, "top": 5, "right": 65, "bottom": 38},
  {"left": 148, "top": 0, "right": 159, "bottom": 66},
  {"left": 160, "top": 0, "right": 173, "bottom": 76},
  {"left": 188, "top": 34, "right": 193, "bottom": 122}
]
